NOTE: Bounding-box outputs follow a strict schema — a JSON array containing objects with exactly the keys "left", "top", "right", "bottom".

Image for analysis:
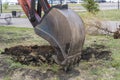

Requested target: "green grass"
[
  {"left": 0, "top": 26, "right": 49, "bottom": 51},
  {"left": 2, "top": 4, "right": 120, "bottom": 21},
  {"left": 5, "top": 57, "right": 25, "bottom": 69},
  {"left": 3, "top": 58, "right": 26, "bottom": 80},
  {"left": 2, "top": 5, "right": 22, "bottom": 13},
  {"left": 78, "top": 10, "right": 120, "bottom": 21},
  {"left": 3, "top": 77, "right": 11, "bottom": 80},
  {"left": 69, "top": 3, "right": 120, "bottom": 21},
  {"left": 97, "top": 10, "right": 120, "bottom": 21},
  {"left": 0, "top": 26, "right": 120, "bottom": 79},
  {"left": 78, "top": 35, "right": 120, "bottom": 80},
  {"left": 68, "top": 3, "right": 82, "bottom": 7}
]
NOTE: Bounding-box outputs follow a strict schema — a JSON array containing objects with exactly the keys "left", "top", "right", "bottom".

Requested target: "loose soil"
[
  {"left": 1, "top": 44, "right": 111, "bottom": 67},
  {"left": 113, "top": 27, "right": 120, "bottom": 39},
  {"left": 0, "top": 44, "right": 112, "bottom": 80},
  {"left": 1, "top": 45, "right": 56, "bottom": 66}
]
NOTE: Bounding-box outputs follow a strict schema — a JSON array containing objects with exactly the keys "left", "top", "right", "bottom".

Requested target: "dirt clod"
[
  {"left": 81, "top": 44, "right": 112, "bottom": 61},
  {"left": 114, "top": 26, "right": 120, "bottom": 39},
  {"left": 1, "top": 44, "right": 112, "bottom": 67},
  {"left": 2, "top": 45, "right": 56, "bottom": 66}
]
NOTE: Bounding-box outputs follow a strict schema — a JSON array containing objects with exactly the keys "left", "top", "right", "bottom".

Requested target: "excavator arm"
[
  {"left": 18, "top": 0, "right": 50, "bottom": 27},
  {"left": 18, "top": 0, "right": 85, "bottom": 70}
]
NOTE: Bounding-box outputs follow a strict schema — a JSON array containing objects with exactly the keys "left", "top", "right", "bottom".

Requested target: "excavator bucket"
[
  {"left": 18, "top": 0, "right": 85, "bottom": 70},
  {"left": 34, "top": 6, "right": 85, "bottom": 67}
]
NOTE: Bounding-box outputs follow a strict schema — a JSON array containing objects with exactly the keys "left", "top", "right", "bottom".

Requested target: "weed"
[
  {"left": 0, "top": 26, "right": 120, "bottom": 80},
  {"left": 5, "top": 58, "right": 25, "bottom": 69},
  {"left": 78, "top": 10, "right": 120, "bottom": 21},
  {"left": 50, "top": 64, "right": 60, "bottom": 72},
  {"left": 3, "top": 76, "right": 11, "bottom": 80},
  {"left": 0, "top": 26, "right": 49, "bottom": 50},
  {"left": 111, "top": 60, "right": 120, "bottom": 69},
  {"left": 9, "top": 62, "right": 24, "bottom": 69}
]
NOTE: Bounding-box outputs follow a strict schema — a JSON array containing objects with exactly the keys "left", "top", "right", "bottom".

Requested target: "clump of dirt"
[
  {"left": 114, "top": 26, "right": 120, "bottom": 39},
  {"left": 1, "top": 44, "right": 112, "bottom": 67},
  {"left": 1, "top": 45, "right": 56, "bottom": 66},
  {"left": 0, "top": 44, "right": 113, "bottom": 80},
  {"left": 81, "top": 44, "right": 112, "bottom": 61}
]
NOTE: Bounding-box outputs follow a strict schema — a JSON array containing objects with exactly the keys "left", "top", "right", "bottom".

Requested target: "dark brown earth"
[
  {"left": 0, "top": 54, "right": 80, "bottom": 80},
  {"left": 1, "top": 45, "right": 56, "bottom": 66},
  {"left": 81, "top": 44, "right": 112, "bottom": 61},
  {"left": 0, "top": 44, "right": 112, "bottom": 80},
  {"left": 113, "top": 26, "right": 120, "bottom": 39},
  {"left": 1, "top": 44, "right": 111, "bottom": 67}
]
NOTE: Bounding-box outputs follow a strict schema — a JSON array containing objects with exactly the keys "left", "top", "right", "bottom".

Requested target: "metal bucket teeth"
[{"left": 34, "top": 7, "right": 85, "bottom": 67}]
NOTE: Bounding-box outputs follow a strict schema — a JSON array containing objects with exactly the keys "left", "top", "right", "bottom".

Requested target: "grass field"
[
  {"left": 0, "top": 26, "right": 49, "bottom": 52},
  {"left": 2, "top": 5, "right": 22, "bottom": 13},
  {"left": 2, "top": 4, "right": 120, "bottom": 21},
  {"left": 0, "top": 26, "right": 120, "bottom": 80},
  {"left": 78, "top": 10, "right": 120, "bottom": 21}
]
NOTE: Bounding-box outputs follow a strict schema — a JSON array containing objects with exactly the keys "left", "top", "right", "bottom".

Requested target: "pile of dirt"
[
  {"left": 1, "top": 45, "right": 56, "bottom": 66},
  {"left": 1, "top": 44, "right": 112, "bottom": 67}
]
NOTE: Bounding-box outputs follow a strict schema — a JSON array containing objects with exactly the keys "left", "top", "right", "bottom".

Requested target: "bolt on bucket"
[{"left": 34, "top": 6, "right": 85, "bottom": 66}]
